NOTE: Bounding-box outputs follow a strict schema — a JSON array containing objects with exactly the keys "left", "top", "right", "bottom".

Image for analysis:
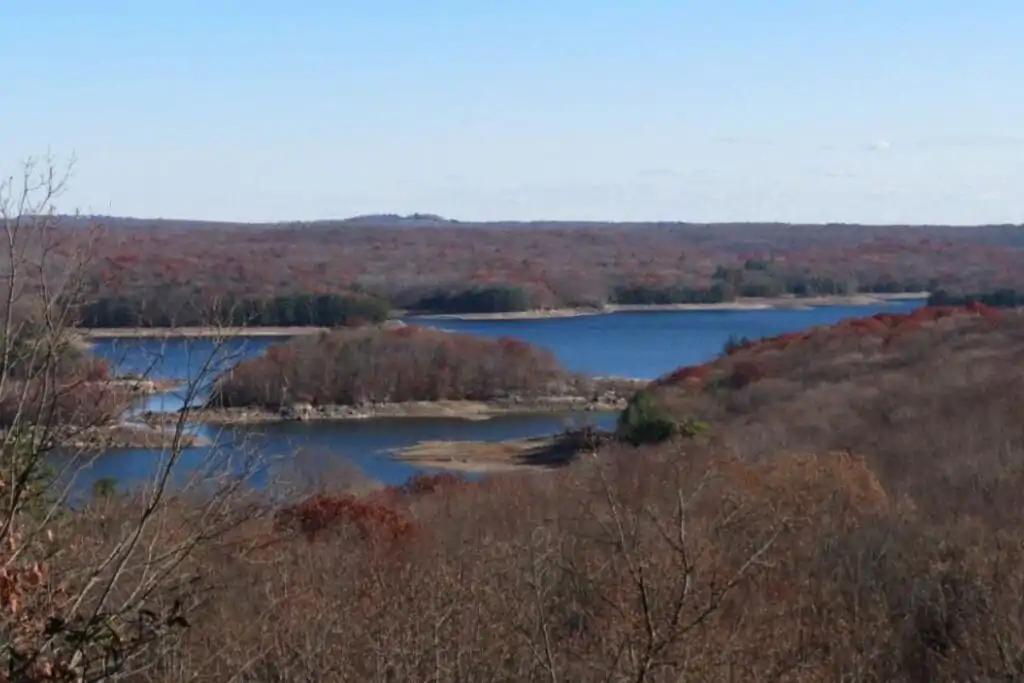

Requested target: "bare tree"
[{"left": 0, "top": 156, "right": 266, "bottom": 682}]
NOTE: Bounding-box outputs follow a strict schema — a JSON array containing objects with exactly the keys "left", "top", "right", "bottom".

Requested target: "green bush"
[
  {"left": 616, "top": 391, "right": 679, "bottom": 445},
  {"left": 722, "top": 333, "right": 752, "bottom": 355}
]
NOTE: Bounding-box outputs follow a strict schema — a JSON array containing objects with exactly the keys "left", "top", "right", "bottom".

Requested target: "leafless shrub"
[{"left": 0, "top": 156, "right": 266, "bottom": 682}]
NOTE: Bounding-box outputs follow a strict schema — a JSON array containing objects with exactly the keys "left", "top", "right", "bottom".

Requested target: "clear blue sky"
[{"left": 2, "top": 1, "right": 1022, "bottom": 224}]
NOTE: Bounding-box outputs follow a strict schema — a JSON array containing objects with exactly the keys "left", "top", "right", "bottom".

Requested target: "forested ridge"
[{"left": 61, "top": 216, "right": 1024, "bottom": 325}]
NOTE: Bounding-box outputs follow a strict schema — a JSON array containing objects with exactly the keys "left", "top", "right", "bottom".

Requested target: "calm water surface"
[
  {"left": 412, "top": 301, "right": 924, "bottom": 378},
  {"left": 78, "top": 301, "right": 922, "bottom": 493}
]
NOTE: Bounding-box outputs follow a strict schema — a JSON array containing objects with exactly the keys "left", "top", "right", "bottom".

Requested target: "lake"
[{"left": 76, "top": 301, "right": 922, "bottom": 495}]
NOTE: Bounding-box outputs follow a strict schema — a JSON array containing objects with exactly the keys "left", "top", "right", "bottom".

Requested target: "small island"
[{"left": 153, "top": 325, "right": 646, "bottom": 425}]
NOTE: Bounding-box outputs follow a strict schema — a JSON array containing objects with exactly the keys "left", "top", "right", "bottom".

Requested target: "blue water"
[
  {"left": 89, "top": 300, "right": 924, "bottom": 383},
  {"left": 92, "top": 335, "right": 289, "bottom": 383},
  {"left": 63, "top": 412, "right": 614, "bottom": 498},
  {"left": 408, "top": 301, "right": 924, "bottom": 379},
  {"left": 75, "top": 300, "right": 923, "bottom": 495}
]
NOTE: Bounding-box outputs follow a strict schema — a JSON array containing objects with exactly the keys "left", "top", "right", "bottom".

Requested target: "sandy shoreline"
[
  {"left": 392, "top": 436, "right": 567, "bottom": 473},
  {"left": 404, "top": 293, "right": 930, "bottom": 321},
  {"left": 392, "top": 430, "right": 610, "bottom": 473}
]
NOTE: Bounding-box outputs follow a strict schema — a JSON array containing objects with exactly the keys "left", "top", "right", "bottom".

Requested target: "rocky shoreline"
[
  {"left": 110, "top": 377, "right": 184, "bottom": 395},
  {"left": 9, "top": 423, "right": 209, "bottom": 451},
  {"left": 140, "top": 392, "right": 638, "bottom": 427}
]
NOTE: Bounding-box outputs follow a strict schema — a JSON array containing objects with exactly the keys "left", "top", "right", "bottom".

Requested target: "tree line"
[
  {"left": 76, "top": 265, "right": 949, "bottom": 328},
  {"left": 611, "top": 263, "right": 930, "bottom": 307},
  {"left": 76, "top": 292, "right": 392, "bottom": 328},
  {"left": 928, "top": 288, "right": 1022, "bottom": 308}
]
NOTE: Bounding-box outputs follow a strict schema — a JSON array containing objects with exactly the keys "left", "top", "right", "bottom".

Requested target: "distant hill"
[
  {"left": 47, "top": 215, "right": 1024, "bottom": 252},
  {"left": 51, "top": 213, "right": 463, "bottom": 230},
  {"left": 338, "top": 213, "right": 460, "bottom": 227}
]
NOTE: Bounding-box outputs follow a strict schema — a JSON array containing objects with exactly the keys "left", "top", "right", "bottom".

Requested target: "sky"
[{"left": 1, "top": 1, "right": 1022, "bottom": 224}]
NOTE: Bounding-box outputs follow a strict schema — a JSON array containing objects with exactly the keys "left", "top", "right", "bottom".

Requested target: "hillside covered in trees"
[
  {"left": 64, "top": 216, "right": 1024, "bottom": 325},
  {"left": 621, "top": 302, "right": 1022, "bottom": 516}
]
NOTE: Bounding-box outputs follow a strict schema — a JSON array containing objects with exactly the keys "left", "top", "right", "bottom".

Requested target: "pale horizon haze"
[{"left": 2, "top": 1, "right": 1022, "bottom": 225}]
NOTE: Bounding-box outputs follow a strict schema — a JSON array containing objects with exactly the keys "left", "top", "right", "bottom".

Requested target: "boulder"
[{"left": 279, "top": 402, "right": 316, "bottom": 421}]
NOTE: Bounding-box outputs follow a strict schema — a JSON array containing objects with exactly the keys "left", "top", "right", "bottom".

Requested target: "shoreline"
[
  {"left": 14, "top": 423, "right": 210, "bottom": 451},
  {"left": 139, "top": 396, "right": 633, "bottom": 427},
  {"left": 392, "top": 428, "right": 615, "bottom": 474},
  {"left": 109, "top": 377, "right": 184, "bottom": 394},
  {"left": 79, "top": 326, "right": 331, "bottom": 340},
  {"left": 401, "top": 292, "right": 930, "bottom": 321},
  {"left": 392, "top": 436, "right": 567, "bottom": 474},
  {"left": 71, "top": 293, "right": 930, "bottom": 336}
]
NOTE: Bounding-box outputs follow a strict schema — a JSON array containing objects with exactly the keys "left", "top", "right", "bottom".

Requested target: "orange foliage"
[
  {"left": 657, "top": 364, "right": 711, "bottom": 387},
  {"left": 652, "top": 305, "right": 1012, "bottom": 399},
  {"left": 275, "top": 493, "right": 415, "bottom": 544}
]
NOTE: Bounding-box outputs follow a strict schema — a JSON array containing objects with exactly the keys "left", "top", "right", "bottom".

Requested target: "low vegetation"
[{"left": 205, "top": 325, "right": 578, "bottom": 409}]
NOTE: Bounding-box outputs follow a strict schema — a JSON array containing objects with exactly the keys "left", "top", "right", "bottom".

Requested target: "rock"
[{"left": 279, "top": 402, "right": 316, "bottom": 421}]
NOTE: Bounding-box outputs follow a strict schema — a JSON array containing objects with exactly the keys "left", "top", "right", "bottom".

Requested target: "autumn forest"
[{"left": 69, "top": 216, "right": 1024, "bottom": 326}]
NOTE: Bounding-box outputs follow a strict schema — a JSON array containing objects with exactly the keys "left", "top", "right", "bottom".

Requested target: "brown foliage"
[
  {"left": 0, "top": 379, "right": 131, "bottom": 428},
  {"left": 68, "top": 432, "right": 1024, "bottom": 682},
  {"left": 645, "top": 305, "right": 1024, "bottom": 522},
  {"left": 275, "top": 492, "right": 416, "bottom": 544},
  {"left": 207, "top": 325, "right": 572, "bottom": 408}
]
